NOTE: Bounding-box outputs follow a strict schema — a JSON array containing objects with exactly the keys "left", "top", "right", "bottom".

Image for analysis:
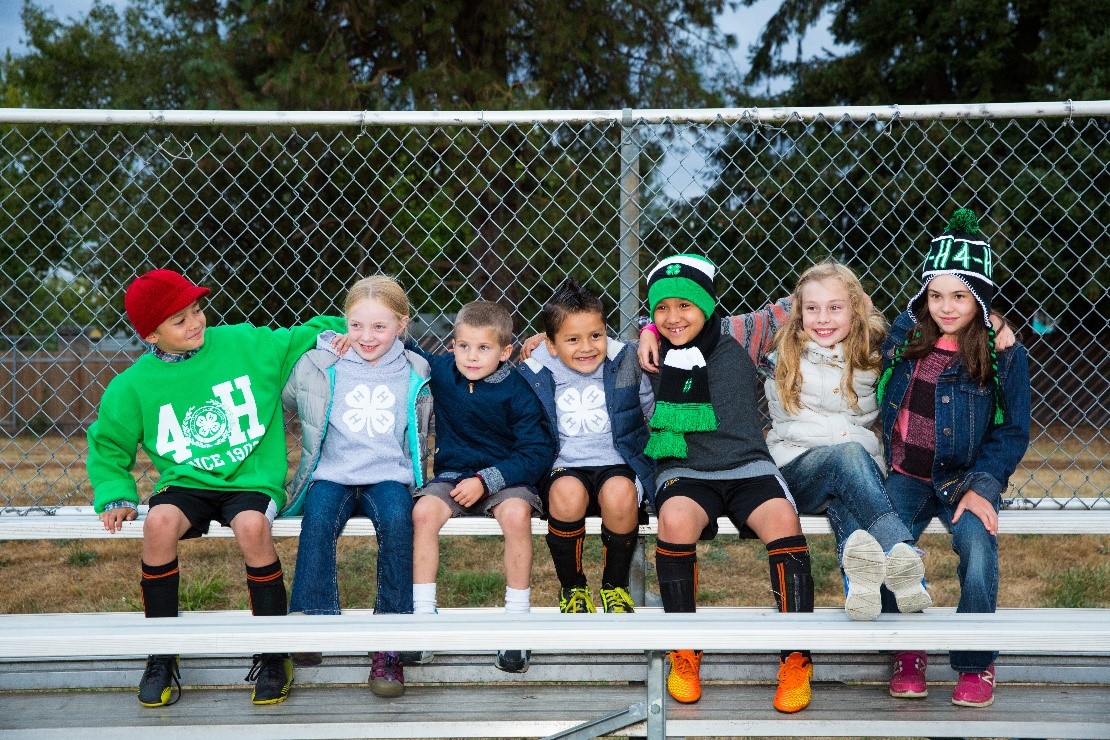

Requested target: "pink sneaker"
[
  {"left": 889, "top": 651, "right": 928, "bottom": 698},
  {"left": 951, "top": 664, "right": 995, "bottom": 707}
]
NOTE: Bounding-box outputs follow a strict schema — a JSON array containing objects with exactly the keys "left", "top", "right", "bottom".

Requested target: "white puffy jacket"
[{"left": 764, "top": 341, "right": 884, "bottom": 470}]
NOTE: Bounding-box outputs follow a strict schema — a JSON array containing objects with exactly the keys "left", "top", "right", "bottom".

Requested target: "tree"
[
  {"left": 3, "top": 0, "right": 736, "bottom": 334},
  {"left": 741, "top": 0, "right": 1110, "bottom": 105}
]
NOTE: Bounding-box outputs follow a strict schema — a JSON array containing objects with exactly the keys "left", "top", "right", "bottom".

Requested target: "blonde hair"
[
  {"left": 345, "top": 275, "right": 410, "bottom": 323},
  {"left": 456, "top": 300, "right": 513, "bottom": 347},
  {"left": 772, "top": 261, "right": 887, "bottom": 415}
]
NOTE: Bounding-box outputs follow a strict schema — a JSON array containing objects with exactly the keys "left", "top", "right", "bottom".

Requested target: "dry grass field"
[{"left": 0, "top": 426, "right": 1106, "bottom": 614}]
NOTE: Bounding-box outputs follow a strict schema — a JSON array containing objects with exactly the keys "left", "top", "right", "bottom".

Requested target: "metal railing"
[{"left": 1, "top": 102, "right": 1106, "bottom": 512}]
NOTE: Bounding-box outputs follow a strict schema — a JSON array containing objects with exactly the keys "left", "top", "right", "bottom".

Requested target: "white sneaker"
[
  {"left": 842, "top": 530, "right": 885, "bottom": 620},
  {"left": 885, "top": 543, "right": 932, "bottom": 613}
]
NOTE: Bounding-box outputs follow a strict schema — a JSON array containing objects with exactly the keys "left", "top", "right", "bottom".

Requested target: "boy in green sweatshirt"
[{"left": 86, "top": 269, "right": 343, "bottom": 708}]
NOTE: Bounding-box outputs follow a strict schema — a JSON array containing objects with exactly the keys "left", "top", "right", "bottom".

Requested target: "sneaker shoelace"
[
  {"left": 601, "top": 587, "right": 634, "bottom": 613},
  {"left": 670, "top": 650, "right": 700, "bottom": 679},
  {"left": 246, "top": 654, "right": 285, "bottom": 684},
  {"left": 372, "top": 653, "right": 401, "bottom": 680},
  {"left": 778, "top": 654, "right": 810, "bottom": 688}
]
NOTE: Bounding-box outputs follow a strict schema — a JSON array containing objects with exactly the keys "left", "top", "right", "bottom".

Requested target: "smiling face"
[
  {"left": 146, "top": 301, "right": 206, "bottom": 354},
  {"left": 653, "top": 297, "right": 707, "bottom": 347},
  {"left": 546, "top": 310, "right": 607, "bottom": 375},
  {"left": 926, "top": 274, "right": 981, "bottom": 336},
  {"left": 346, "top": 297, "right": 408, "bottom": 364},
  {"left": 800, "top": 276, "right": 853, "bottom": 348},
  {"left": 453, "top": 323, "right": 513, "bottom": 381}
]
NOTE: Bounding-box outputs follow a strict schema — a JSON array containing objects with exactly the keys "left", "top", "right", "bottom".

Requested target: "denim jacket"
[
  {"left": 518, "top": 338, "right": 656, "bottom": 507},
  {"left": 879, "top": 310, "right": 1031, "bottom": 506}
]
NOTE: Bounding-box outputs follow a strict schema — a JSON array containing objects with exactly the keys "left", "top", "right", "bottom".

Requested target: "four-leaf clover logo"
[
  {"left": 556, "top": 385, "right": 609, "bottom": 436},
  {"left": 666, "top": 263, "right": 681, "bottom": 276},
  {"left": 342, "top": 383, "right": 396, "bottom": 437}
]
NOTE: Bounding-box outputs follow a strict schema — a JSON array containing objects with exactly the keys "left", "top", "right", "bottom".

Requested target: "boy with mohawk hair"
[{"left": 518, "top": 277, "right": 655, "bottom": 614}]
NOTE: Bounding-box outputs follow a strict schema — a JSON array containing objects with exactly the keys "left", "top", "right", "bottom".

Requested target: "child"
[
  {"left": 282, "top": 275, "right": 433, "bottom": 698},
  {"left": 408, "top": 300, "right": 555, "bottom": 673},
  {"left": 87, "top": 269, "right": 345, "bottom": 707},
  {"left": 642, "top": 254, "right": 815, "bottom": 714},
  {"left": 517, "top": 278, "right": 654, "bottom": 614},
  {"left": 878, "top": 209, "right": 1030, "bottom": 708},
  {"left": 765, "top": 262, "right": 931, "bottom": 621}
]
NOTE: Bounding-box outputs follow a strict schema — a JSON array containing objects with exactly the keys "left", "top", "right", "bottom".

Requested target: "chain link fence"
[{"left": 1, "top": 103, "right": 1106, "bottom": 513}]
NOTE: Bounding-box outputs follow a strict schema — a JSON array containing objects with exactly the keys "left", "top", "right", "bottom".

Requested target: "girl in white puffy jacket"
[{"left": 765, "top": 261, "right": 931, "bottom": 621}]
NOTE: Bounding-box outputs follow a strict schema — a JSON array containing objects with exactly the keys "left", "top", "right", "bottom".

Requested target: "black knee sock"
[
  {"left": 655, "top": 539, "right": 697, "bottom": 613},
  {"left": 767, "top": 535, "right": 813, "bottom": 661},
  {"left": 546, "top": 517, "right": 587, "bottom": 590},
  {"left": 141, "top": 559, "right": 180, "bottom": 619},
  {"left": 601, "top": 525, "right": 639, "bottom": 589},
  {"left": 246, "top": 560, "right": 287, "bottom": 617}
]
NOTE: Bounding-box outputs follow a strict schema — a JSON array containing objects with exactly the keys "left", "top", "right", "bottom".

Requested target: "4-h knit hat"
[
  {"left": 907, "top": 208, "right": 995, "bottom": 327},
  {"left": 646, "top": 254, "right": 717, "bottom": 318},
  {"left": 124, "top": 269, "right": 210, "bottom": 338},
  {"left": 877, "top": 208, "right": 1007, "bottom": 425}
]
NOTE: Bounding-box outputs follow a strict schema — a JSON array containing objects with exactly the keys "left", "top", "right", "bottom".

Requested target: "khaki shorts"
[{"left": 415, "top": 478, "right": 542, "bottom": 518}]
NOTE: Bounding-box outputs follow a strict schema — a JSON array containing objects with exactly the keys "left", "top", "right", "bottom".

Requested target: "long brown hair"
[
  {"left": 902, "top": 296, "right": 994, "bottom": 386},
  {"left": 772, "top": 262, "right": 887, "bottom": 415}
]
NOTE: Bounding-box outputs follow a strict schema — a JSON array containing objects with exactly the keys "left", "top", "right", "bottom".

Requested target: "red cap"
[{"left": 124, "top": 269, "right": 211, "bottom": 338}]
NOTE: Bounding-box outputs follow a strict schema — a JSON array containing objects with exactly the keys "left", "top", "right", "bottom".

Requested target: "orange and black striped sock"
[
  {"left": 546, "top": 517, "right": 587, "bottom": 590},
  {"left": 655, "top": 539, "right": 697, "bottom": 613},
  {"left": 767, "top": 535, "right": 813, "bottom": 661},
  {"left": 141, "top": 558, "right": 180, "bottom": 618},
  {"left": 246, "top": 559, "right": 286, "bottom": 617}
]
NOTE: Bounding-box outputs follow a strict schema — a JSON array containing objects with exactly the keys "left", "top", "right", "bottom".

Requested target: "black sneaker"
[
  {"left": 399, "top": 650, "right": 434, "bottom": 665},
  {"left": 495, "top": 649, "right": 531, "bottom": 674},
  {"left": 247, "top": 653, "right": 294, "bottom": 705},
  {"left": 138, "top": 654, "right": 181, "bottom": 707}
]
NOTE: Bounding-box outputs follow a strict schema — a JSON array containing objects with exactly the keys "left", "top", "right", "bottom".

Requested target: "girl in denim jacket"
[{"left": 877, "top": 209, "right": 1031, "bottom": 708}]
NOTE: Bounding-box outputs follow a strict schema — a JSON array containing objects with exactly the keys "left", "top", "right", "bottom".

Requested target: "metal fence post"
[{"left": 618, "top": 108, "right": 641, "bottom": 340}]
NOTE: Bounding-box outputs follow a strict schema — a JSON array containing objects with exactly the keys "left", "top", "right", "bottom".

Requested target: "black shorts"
[
  {"left": 148, "top": 486, "right": 276, "bottom": 540},
  {"left": 540, "top": 464, "right": 639, "bottom": 518},
  {"left": 654, "top": 474, "right": 792, "bottom": 541}
]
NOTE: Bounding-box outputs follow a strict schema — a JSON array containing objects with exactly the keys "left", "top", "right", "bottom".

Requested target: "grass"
[{"left": 1, "top": 531, "right": 1107, "bottom": 614}]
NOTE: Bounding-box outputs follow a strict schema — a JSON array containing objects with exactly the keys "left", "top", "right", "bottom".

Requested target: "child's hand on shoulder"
[
  {"left": 99, "top": 505, "right": 137, "bottom": 533},
  {"left": 331, "top": 333, "right": 352, "bottom": 355},
  {"left": 637, "top": 325, "right": 660, "bottom": 373},
  {"left": 449, "top": 477, "right": 486, "bottom": 508},
  {"left": 952, "top": 490, "right": 998, "bottom": 536},
  {"left": 519, "top": 333, "right": 545, "bottom": 360},
  {"left": 989, "top": 313, "right": 1015, "bottom": 351}
]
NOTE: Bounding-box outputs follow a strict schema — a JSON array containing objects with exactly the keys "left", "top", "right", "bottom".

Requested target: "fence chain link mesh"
[{"left": 1, "top": 108, "right": 1106, "bottom": 513}]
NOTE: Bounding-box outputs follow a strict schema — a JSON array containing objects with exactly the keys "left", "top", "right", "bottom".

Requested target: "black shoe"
[
  {"left": 138, "top": 654, "right": 181, "bottom": 707},
  {"left": 399, "top": 650, "right": 435, "bottom": 666},
  {"left": 247, "top": 653, "right": 294, "bottom": 705},
  {"left": 495, "top": 649, "right": 531, "bottom": 674}
]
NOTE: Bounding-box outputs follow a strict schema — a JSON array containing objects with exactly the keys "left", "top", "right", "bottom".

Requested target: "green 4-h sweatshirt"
[{"left": 86, "top": 318, "right": 344, "bottom": 513}]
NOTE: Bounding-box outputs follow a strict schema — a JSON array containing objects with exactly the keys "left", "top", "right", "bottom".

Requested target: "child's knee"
[
  {"left": 548, "top": 477, "right": 588, "bottom": 514},
  {"left": 231, "top": 510, "right": 273, "bottom": 544},
  {"left": 494, "top": 498, "right": 533, "bottom": 532},
  {"left": 143, "top": 505, "right": 186, "bottom": 540},
  {"left": 412, "top": 496, "right": 449, "bottom": 532},
  {"left": 598, "top": 477, "right": 638, "bottom": 512}
]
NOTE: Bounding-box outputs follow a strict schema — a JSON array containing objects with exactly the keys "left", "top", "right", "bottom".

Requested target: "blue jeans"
[
  {"left": 289, "top": 479, "right": 414, "bottom": 615},
  {"left": 782, "top": 442, "right": 913, "bottom": 558},
  {"left": 882, "top": 471, "right": 999, "bottom": 672}
]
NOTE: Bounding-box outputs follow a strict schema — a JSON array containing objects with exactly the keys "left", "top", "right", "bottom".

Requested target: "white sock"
[
  {"left": 413, "top": 582, "right": 437, "bottom": 614},
  {"left": 505, "top": 586, "right": 531, "bottom": 613}
]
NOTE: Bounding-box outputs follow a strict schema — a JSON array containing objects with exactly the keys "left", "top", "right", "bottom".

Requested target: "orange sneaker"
[
  {"left": 773, "top": 652, "right": 813, "bottom": 713},
  {"left": 667, "top": 649, "right": 703, "bottom": 703}
]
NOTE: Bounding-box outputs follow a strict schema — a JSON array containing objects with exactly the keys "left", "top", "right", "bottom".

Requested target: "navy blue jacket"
[
  {"left": 409, "top": 344, "right": 555, "bottom": 493},
  {"left": 518, "top": 338, "right": 656, "bottom": 507},
  {"left": 879, "top": 310, "right": 1031, "bottom": 506}
]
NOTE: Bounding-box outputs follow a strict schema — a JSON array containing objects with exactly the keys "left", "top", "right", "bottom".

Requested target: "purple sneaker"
[
  {"left": 368, "top": 651, "right": 405, "bottom": 698},
  {"left": 951, "top": 664, "right": 996, "bottom": 707},
  {"left": 889, "top": 651, "right": 928, "bottom": 698}
]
